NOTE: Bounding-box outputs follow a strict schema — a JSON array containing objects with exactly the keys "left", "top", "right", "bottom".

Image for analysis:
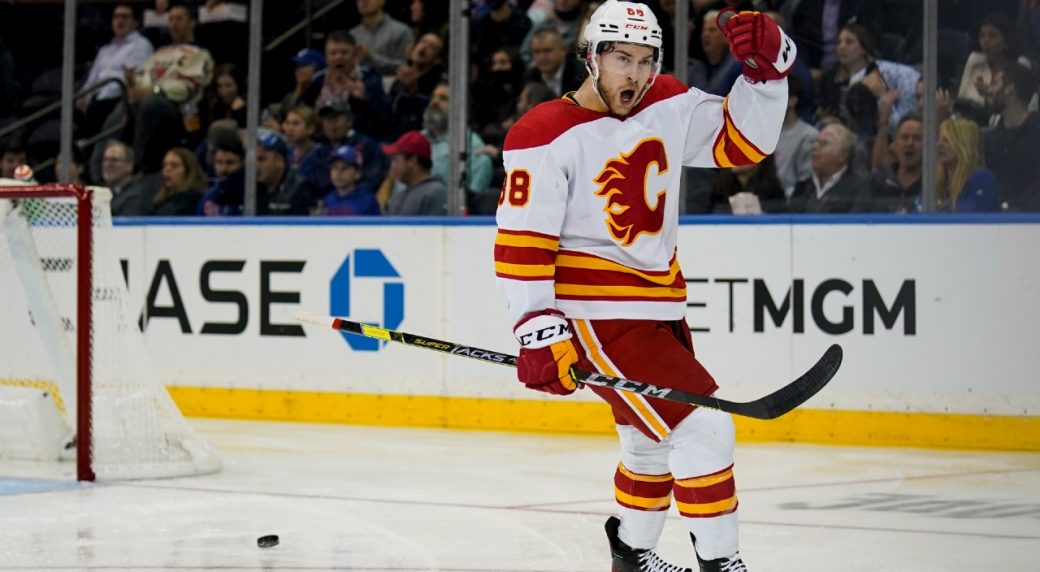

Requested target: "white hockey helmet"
[{"left": 583, "top": 1, "right": 664, "bottom": 99}]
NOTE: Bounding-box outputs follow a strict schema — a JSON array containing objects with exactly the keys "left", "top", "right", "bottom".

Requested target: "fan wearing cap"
[
  {"left": 317, "top": 97, "right": 387, "bottom": 191},
  {"left": 380, "top": 130, "right": 447, "bottom": 215},
  {"left": 496, "top": 2, "right": 796, "bottom": 571},
  {"left": 254, "top": 128, "right": 320, "bottom": 215},
  {"left": 318, "top": 145, "right": 380, "bottom": 216},
  {"left": 282, "top": 48, "right": 326, "bottom": 110}
]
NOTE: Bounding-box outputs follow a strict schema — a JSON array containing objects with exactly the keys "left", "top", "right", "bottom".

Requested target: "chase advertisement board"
[{"left": 109, "top": 221, "right": 1040, "bottom": 416}]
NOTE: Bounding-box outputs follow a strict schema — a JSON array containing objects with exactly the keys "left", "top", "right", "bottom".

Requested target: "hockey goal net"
[{"left": 0, "top": 182, "right": 221, "bottom": 480}]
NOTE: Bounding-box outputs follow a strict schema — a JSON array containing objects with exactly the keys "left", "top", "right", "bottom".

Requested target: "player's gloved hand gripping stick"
[
  {"left": 295, "top": 311, "right": 842, "bottom": 420},
  {"left": 717, "top": 8, "right": 797, "bottom": 82},
  {"left": 513, "top": 309, "right": 580, "bottom": 396}
]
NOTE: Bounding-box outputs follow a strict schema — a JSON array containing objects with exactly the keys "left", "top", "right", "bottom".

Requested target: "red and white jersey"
[{"left": 495, "top": 75, "right": 787, "bottom": 323}]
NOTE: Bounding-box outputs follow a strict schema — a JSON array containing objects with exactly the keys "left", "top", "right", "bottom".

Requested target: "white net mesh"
[{"left": 0, "top": 184, "right": 221, "bottom": 479}]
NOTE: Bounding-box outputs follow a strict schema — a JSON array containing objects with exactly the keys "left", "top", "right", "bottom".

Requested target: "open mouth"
[{"left": 619, "top": 89, "right": 636, "bottom": 106}]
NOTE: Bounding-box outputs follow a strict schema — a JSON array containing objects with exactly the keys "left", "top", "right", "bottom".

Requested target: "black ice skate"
[
  {"left": 605, "top": 516, "right": 692, "bottom": 572},
  {"left": 696, "top": 551, "right": 748, "bottom": 572}
]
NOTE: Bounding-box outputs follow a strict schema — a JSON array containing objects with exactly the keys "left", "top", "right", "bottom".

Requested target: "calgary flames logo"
[{"left": 593, "top": 138, "right": 669, "bottom": 246}]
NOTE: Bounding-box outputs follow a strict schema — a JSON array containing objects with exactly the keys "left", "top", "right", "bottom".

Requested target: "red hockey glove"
[
  {"left": 718, "top": 9, "right": 797, "bottom": 83},
  {"left": 513, "top": 309, "right": 579, "bottom": 396}
]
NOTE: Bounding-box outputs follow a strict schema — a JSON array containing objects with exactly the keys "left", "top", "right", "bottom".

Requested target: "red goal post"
[{"left": 0, "top": 182, "right": 220, "bottom": 481}]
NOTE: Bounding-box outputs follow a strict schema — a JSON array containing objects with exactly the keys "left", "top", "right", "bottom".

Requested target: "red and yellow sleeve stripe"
[
  {"left": 614, "top": 462, "right": 674, "bottom": 512},
  {"left": 712, "top": 97, "right": 767, "bottom": 168},
  {"left": 494, "top": 229, "right": 559, "bottom": 281},
  {"left": 673, "top": 464, "right": 739, "bottom": 518}
]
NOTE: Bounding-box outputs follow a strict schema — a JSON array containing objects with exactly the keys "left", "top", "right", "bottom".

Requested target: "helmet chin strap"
[{"left": 585, "top": 42, "right": 608, "bottom": 109}]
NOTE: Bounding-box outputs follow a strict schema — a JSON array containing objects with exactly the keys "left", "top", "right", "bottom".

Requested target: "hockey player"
[{"left": 495, "top": 2, "right": 795, "bottom": 571}]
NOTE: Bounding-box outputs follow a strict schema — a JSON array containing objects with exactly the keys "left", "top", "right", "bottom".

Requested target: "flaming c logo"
[{"left": 593, "top": 138, "right": 669, "bottom": 246}]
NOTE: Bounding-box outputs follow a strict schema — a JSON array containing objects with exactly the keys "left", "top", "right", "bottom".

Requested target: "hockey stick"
[{"left": 294, "top": 311, "right": 842, "bottom": 420}]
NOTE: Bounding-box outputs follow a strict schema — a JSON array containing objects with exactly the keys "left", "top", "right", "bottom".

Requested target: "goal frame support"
[{"left": 0, "top": 184, "right": 95, "bottom": 481}]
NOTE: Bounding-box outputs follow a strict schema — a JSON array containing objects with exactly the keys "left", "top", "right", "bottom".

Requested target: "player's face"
[{"left": 595, "top": 44, "right": 656, "bottom": 116}]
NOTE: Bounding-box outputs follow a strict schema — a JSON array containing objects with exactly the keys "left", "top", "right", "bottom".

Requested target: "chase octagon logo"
[{"left": 330, "top": 249, "right": 404, "bottom": 351}]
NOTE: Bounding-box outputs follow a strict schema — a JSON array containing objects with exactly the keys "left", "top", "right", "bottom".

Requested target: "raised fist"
[{"left": 718, "top": 9, "right": 797, "bottom": 83}]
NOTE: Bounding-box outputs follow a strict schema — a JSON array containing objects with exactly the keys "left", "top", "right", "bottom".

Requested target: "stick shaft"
[{"left": 294, "top": 312, "right": 842, "bottom": 420}]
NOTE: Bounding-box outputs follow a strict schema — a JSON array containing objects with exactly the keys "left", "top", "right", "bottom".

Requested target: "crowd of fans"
[{"left": 0, "top": 0, "right": 1038, "bottom": 215}]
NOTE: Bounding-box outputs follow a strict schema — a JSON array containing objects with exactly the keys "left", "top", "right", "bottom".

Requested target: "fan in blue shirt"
[{"left": 320, "top": 145, "right": 380, "bottom": 216}]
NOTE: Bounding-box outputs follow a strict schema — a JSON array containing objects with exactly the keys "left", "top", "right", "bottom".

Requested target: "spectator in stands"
[
  {"left": 818, "top": 23, "right": 920, "bottom": 133},
  {"left": 688, "top": 9, "right": 737, "bottom": 96},
  {"left": 790, "top": 0, "right": 875, "bottom": 76},
  {"left": 196, "top": 119, "right": 239, "bottom": 177},
  {"left": 473, "top": 0, "right": 534, "bottom": 58},
  {"left": 790, "top": 124, "right": 871, "bottom": 213},
  {"left": 388, "top": 32, "right": 447, "bottom": 136},
  {"left": 521, "top": 0, "right": 589, "bottom": 63},
  {"left": 842, "top": 82, "right": 878, "bottom": 175},
  {"left": 409, "top": 0, "right": 449, "bottom": 39},
  {"left": 472, "top": 47, "right": 527, "bottom": 132},
  {"left": 524, "top": 28, "right": 586, "bottom": 96},
  {"left": 256, "top": 129, "right": 318, "bottom": 215},
  {"left": 984, "top": 63, "right": 1040, "bottom": 211},
  {"left": 933, "top": 118, "right": 1002, "bottom": 212},
  {"left": 78, "top": 4, "right": 154, "bottom": 138},
  {"left": 101, "top": 140, "right": 156, "bottom": 216},
  {"left": 318, "top": 145, "right": 381, "bottom": 216},
  {"left": 381, "top": 130, "right": 447, "bottom": 215},
  {"left": 282, "top": 49, "right": 325, "bottom": 111},
  {"left": 125, "top": 2, "right": 213, "bottom": 173},
  {"left": 351, "top": 0, "right": 414, "bottom": 76},
  {"left": 304, "top": 31, "right": 392, "bottom": 141},
  {"left": 54, "top": 147, "right": 91, "bottom": 186},
  {"left": 199, "top": 138, "right": 244, "bottom": 216},
  {"left": 151, "top": 147, "right": 205, "bottom": 216},
  {"left": 282, "top": 106, "right": 329, "bottom": 190},
  {"left": 707, "top": 156, "right": 786, "bottom": 214},
  {"left": 0, "top": 141, "right": 27, "bottom": 179},
  {"left": 958, "top": 14, "right": 1032, "bottom": 109},
  {"left": 774, "top": 75, "right": 818, "bottom": 198},
  {"left": 207, "top": 64, "right": 247, "bottom": 128},
  {"left": 422, "top": 83, "right": 493, "bottom": 210},
  {"left": 868, "top": 114, "right": 922, "bottom": 213},
  {"left": 317, "top": 98, "right": 386, "bottom": 191}
]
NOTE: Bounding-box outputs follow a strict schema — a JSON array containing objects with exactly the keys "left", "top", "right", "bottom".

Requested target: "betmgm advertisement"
[{"left": 112, "top": 221, "right": 1039, "bottom": 447}]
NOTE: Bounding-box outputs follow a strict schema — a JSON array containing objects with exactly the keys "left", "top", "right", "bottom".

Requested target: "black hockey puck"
[{"left": 257, "top": 534, "right": 279, "bottom": 548}]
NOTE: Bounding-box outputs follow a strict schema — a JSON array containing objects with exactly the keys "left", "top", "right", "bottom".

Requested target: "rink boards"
[{"left": 110, "top": 216, "right": 1040, "bottom": 451}]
